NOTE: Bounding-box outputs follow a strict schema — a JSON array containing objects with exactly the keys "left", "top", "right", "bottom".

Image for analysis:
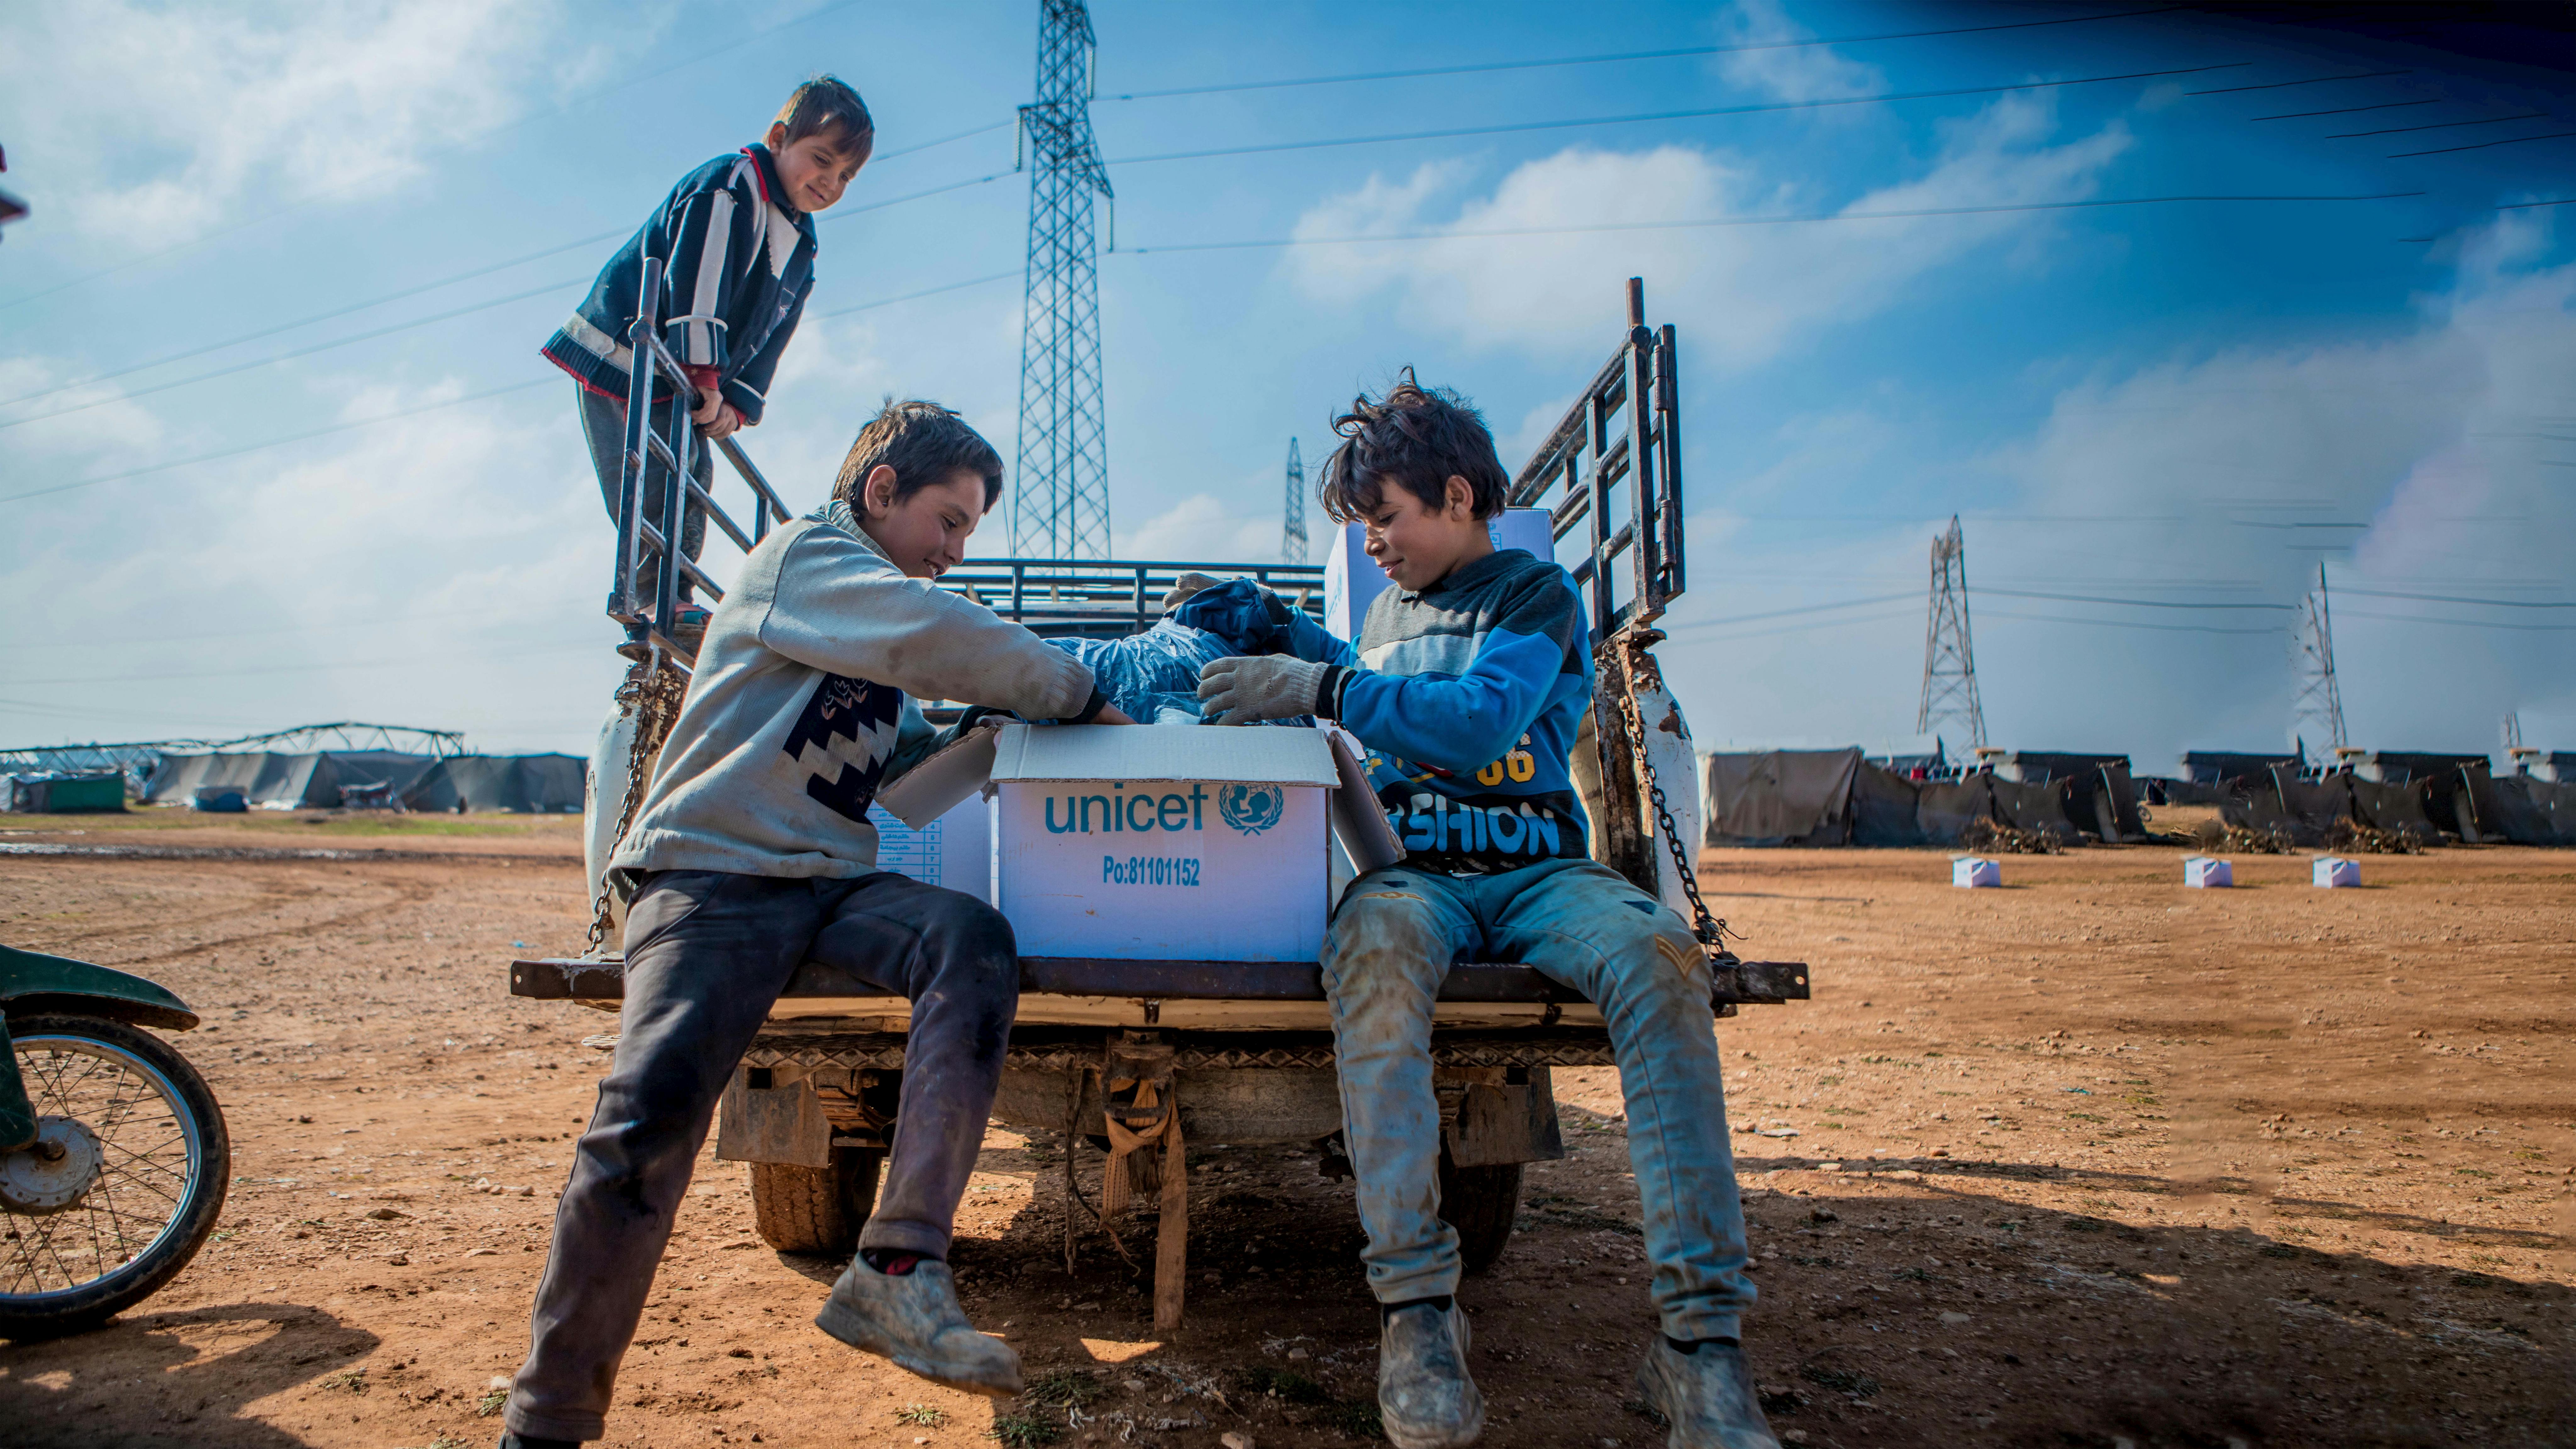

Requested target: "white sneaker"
[
  {"left": 813, "top": 1259, "right": 1021, "bottom": 1397},
  {"left": 1634, "top": 1339, "right": 1781, "bottom": 1449},
  {"left": 1378, "top": 1302, "right": 1485, "bottom": 1449}
]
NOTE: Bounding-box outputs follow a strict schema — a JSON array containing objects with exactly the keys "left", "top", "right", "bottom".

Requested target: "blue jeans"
[{"left": 1321, "top": 857, "right": 1755, "bottom": 1342}]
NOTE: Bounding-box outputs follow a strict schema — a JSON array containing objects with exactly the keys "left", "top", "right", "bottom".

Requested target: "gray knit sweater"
[{"left": 609, "top": 500, "right": 1093, "bottom": 885}]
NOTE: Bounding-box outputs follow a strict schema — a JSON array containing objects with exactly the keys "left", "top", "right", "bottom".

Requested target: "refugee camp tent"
[
  {"left": 1994, "top": 752, "right": 2146, "bottom": 843},
  {"left": 1867, "top": 736, "right": 1948, "bottom": 780},
  {"left": 1850, "top": 763, "right": 1928, "bottom": 846},
  {"left": 2219, "top": 770, "right": 2441, "bottom": 847},
  {"left": 144, "top": 749, "right": 443, "bottom": 809},
  {"left": 1701, "top": 749, "right": 1862, "bottom": 847},
  {"left": 2180, "top": 750, "right": 2301, "bottom": 786},
  {"left": 2357, "top": 752, "right": 2490, "bottom": 841},
  {"left": 405, "top": 754, "right": 585, "bottom": 813},
  {"left": 1915, "top": 776, "right": 1999, "bottom": 847},
  {"left": 2476, "top": 774, "right": 2576, "bottom": 845},
  {"left": 3, "top": 772, "right": 125, "bottom": 812}
]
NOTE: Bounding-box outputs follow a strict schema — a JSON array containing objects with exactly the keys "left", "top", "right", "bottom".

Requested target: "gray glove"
[
  {"left": 1161, "top": 571, "right": 1224, "bottom": 613},
  {"left": 1196, "top": 655, "right": 1328, "bottom": 726}
]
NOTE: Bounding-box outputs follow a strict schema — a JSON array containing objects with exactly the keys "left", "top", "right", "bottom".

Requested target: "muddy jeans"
[
  {"left": 505, "top": 869, "right": 1019, "bottom": 1442},
  {"left": 1321, "top": 857, "right": 1756, "bottom": 1343},
  {"left": 577, "top": 383, "right": 709, "bottom": 609}
]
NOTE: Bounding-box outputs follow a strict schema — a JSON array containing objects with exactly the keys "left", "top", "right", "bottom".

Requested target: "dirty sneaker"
[
  {"left": 1634, "top": 1339, "right": 1780, "bottom": 1449},
  {"left": 1378, "top": 1301, "right": 1485, "bottom": 1449},
  {"left": 813, "top": 1258, "right": 1022, "bottom": 1397}
]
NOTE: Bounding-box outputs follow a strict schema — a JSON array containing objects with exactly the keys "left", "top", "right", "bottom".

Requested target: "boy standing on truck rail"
[
  {"left": 544, "top": 75, "right": 870, "bottom": 657},
  {"left": 1195, "top": 375, "right": 1779, "bottom": 1449},
  {"left": 497, "top": 402, "right": 1133, "bottom": 1449}
]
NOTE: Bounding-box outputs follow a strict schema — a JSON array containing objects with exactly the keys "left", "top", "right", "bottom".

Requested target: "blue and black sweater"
[
  {"left": 1313, "top": 548, "right": 1594, "bottom": 875},
  {"left": 542, "top": 144, "right": 817, "bottom": 425}
]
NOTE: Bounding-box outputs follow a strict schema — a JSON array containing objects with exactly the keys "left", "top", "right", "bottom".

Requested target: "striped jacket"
[
  {"left": 542, "top": 145, "right": 816, "bottom": 425},
  {"left": 1315, "top": 547, "right": 1595, "bottom": 874}
]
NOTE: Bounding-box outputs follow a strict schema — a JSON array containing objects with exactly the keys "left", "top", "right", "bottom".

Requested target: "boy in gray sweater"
[{"left": 501, "top": 401, "right": 1129, "bottom": 1449}]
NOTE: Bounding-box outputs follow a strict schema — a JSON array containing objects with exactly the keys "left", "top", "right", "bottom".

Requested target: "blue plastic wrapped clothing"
[{"left": 1043, "top": 579, "right": 1351, "bottom": 724}]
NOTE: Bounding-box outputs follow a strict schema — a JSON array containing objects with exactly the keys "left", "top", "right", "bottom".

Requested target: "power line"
[
  {"left": 2392, "top": 130, "right": 2576, "bottom": 158},
  {"left": 2252, "top": 98, "right": 2436, "bottom": 121},
  {"left": 2328, "top": 112, "right": 2551, "bottom": 139},
  {"left": 0, "top": 0, "right": 869, "bottom": 317},
  {"left": 1102, "top": 63, "right": 2250, "bottom": 166},
  {"left": 2185, "top": 69, "right": 2409, "bottom": 95},
  {"left": 1666, "top": 593, "right": 1919, "bottom": 630},
  {"left": 819, "top": 170, "right": 1018, "bottom": 225},
  {"left": 2335, "top": 610, "right": 2576, "bottom": 632},
  {"left": 2334, "top": 588, "right": 2576, "bottom": 608},
  {"left": 810, "top": 270, "right": 1024, "bottom": 320},
  {"left": 0, "top": 231, "right": 621, "bottom": 411},
  {"left": 1122, "top": 192, "right": 2421, "bottom": 253},
  {"left": 873, "top": 119, "right": 1016, "bottom": 162},
  {"left": 0, "top": 377, "right": 553, "bottom": 506},
  {"left": 2, "top": 277, "right": 579, "bottom": 431},
  {"left": 1104, "top": 7, "right": 2188, "bottom": 100},
  {"left": 1979, "top": 609, "right": 2279, "bottom": 635},
  {"left": 1977, "top": 587, "right": 2292, "bottom": 610}
]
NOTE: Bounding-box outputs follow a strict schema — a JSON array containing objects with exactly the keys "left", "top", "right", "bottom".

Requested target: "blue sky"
[{"left": 3, "top": 1, "right": 2571, "bottom": 768}]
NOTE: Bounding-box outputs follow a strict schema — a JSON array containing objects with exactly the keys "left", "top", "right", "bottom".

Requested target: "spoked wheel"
[{"left": 0, "top": 1015, "right": 229, "bottom": 1340}]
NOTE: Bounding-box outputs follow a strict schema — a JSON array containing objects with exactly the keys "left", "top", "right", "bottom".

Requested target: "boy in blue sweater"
[
  {"left": 1197, "top": 376, "right": 1776, "bottom": 1449},
  {"left": 545, "top": 75, "right": 871, "bottom": 647}
]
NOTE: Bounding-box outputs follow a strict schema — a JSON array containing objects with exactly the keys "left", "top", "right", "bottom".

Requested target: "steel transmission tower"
[
  {"left": 1916, "top": 515, "right": 1987, "bottom": 748},
  {"left": 2291, "top": 561, "right": 2348, "bottom": 753},
  {"left": 1281, "top": 438, "right": 1308, "bottom": 563},
  {"left": 1010, "top": 0, "right": 1114, "bottom": 559}
]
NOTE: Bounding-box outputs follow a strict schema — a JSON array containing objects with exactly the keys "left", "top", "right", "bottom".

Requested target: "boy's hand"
[
  {"left": 1095, "top": 703, "right": 1138, "bottom": 725},
  {"left": 1197, "top": 656, "right": 1328, "bottom": 725},
  {"left": 693, "top": 394, "right": 744, "bottom": 441}
]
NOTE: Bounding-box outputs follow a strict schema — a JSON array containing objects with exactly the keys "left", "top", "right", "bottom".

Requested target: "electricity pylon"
[
  {"left": 1916, "top": 515, "right": 1987, "bottom": 749},
  {"left": 1282, "top": 438, "right": 1308, "bottom": 564},
  {"left": 2291, "top": 561, "right": 2347, "bottom": 753},
  {"left": 1010, "top": 0, "right": 1113, "bottom": 559}
]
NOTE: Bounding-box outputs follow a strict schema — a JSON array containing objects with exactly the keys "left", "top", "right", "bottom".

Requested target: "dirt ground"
[{"left": 2, "top": 808, "right": 2571, "bottom": 1449}]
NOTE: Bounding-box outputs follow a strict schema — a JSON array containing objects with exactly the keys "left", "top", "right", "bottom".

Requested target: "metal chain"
[
  {"left": 584, "top": 650, "right": 688, "bottom": 953},
  {"left": 1609, "top": 629, "right": 1738, "bottom": 956}
]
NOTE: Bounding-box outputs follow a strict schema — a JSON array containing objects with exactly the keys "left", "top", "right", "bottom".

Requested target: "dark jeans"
[
  {"left": 505, "top": 869, "right": 1020, "bottom": 1441},
  {"left": 578, "top": 383, "right": 709, "bottom": 610}
]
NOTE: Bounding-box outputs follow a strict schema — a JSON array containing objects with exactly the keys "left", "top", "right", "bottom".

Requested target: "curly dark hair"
[
  {"left": 1315, "top": 368, "right": 1508, "bottom": 524},
  {"left": 833, "top": 398, "right": 1004, "bottom": 514}
]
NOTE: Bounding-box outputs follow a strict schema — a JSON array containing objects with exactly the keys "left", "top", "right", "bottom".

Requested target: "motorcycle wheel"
[{"left": 0, "top": 1013, "right": 230, "bottom": 1340}]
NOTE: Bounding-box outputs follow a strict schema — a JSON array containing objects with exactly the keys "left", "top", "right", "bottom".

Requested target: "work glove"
[
  {"left": 1196, "top": 655, "right": 1328, "bottom": 726},
  {"left": 1161, "top": 571, "right": 1223, "bottom": 613}
]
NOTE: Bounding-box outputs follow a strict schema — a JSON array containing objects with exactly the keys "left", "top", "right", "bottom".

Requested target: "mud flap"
[
  {"left": 715, "top": 1068, "right": 831, "bottom": 1168},
  {"left": 1441, "top": 1065, "right": 1567, "bottom": 1168}
]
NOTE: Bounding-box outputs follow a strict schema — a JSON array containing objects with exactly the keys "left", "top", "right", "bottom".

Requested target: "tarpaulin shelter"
[
  {"left": 1701, "top": 749, "right": 1862, "bottom": 847},
  {"left": 2220, "top": 770, "right": 2441, "bottom": 847},
  {"left": 2181, "top": 750, "right": 2301, "bottom": 786},
  {"left": 1994, "top": 752, "right": 2146, "bottom": 843},
  {"left": 3, "top": 772, "right": 125, "bottom": 812},
  {"left": 144, "top": 750, "right": 442, "bottom": 810},
  {"left": 2359, "top": 752, "right": 2490, "bottom": 841},
  {"left": 1851, "top": 763, "right": 1929, "bottom": 846},
  {"left": 405, "top": 754, "right": 586, "bottom": 813},
  {"left": 2473, "top": 774, "right": 2576, "bottom": 845}
]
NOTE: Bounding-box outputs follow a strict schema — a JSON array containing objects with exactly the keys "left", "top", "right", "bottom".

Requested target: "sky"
[{"left": 2, "top": 1, "right": 2571, "bottom": 769}]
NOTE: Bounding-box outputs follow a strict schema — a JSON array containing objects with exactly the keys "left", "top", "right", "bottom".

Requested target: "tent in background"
[
  {"left": 405, "top": 754, "right": 585, "bottom": 813},
  {"left": 1993, "top": 752, "right": 2147, "bottom": 843},
  {"left": 1701, "top": 749, "right": 1862, "bottom": 847},
  {"left": 144, "top": 750, "right": 578, "bottom": 812}
]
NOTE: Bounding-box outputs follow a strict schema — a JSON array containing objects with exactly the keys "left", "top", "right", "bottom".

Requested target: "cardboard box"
[
  {"left": 2183, "top": 856, "right": 2233, "bottom": 889},
  {"left": 1951, "top": 856, "right": 2000, "bottom": 888},
  {"left": 2313, "top": 856, "right": 2361, "bottom": 888},
  {"left": 986, "top": 722, "right": 1363, "bottom": 961},
  {"left": 866, "top": 799, "right": 994, "bottom": 904},
  {"left": 1321, "top": 508, "right": 1559, "bottom": 641}
]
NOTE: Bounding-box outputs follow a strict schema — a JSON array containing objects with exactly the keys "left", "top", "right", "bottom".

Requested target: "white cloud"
[
  {"left": 0, "top": 0, "right": 579, "bottom": 242},
  {"left": 1651, "top": 214, "right": 2576, "bottom": 763},
  {"left": 1115, "top": 490, "right": 1286, "bottom": 564},
  {"left": 1710, "top": 0, "right": 1884, "bottom": 104},
  {"left": 1284, "top": 95, "right": 2130, "bottom": 369}
]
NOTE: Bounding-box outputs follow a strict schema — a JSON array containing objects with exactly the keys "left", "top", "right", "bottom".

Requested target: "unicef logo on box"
[{"left": 1218, "top": 783, "right": 1284, "bottom": 835}]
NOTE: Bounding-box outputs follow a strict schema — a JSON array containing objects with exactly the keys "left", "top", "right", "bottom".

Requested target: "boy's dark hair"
[
  {"left": 774, "top": 75, "right": 874, "bottom": 155},
  {"left": 834, "top": 399, "right": 1005, "bottom": 514},
  {"left": 1317, "top": 368, "right": 1509, "bottom": 523}
]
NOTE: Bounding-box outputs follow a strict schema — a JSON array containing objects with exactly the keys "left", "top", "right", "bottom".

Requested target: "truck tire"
[
  {"left": 748, "top": 1146, "right": 881, "bottom": 1256},
  {"left": 1437, "top": 1148, "right": 1523, "bottom": 1275}
]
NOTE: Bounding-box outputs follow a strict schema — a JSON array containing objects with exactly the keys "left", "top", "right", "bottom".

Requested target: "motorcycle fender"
[{"left": 0, "top": 943, "right": 200, "bottom": 1032}]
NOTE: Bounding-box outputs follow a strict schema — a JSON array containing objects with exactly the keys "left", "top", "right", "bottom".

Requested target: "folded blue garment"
[{"left": 1044, "top": 579, "right": 1346, "bottom": 724}]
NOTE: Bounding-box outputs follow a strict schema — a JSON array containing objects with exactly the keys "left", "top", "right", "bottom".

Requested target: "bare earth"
[{"left": 2, "top": 810, "right": 2570, "bottom": 1449}]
